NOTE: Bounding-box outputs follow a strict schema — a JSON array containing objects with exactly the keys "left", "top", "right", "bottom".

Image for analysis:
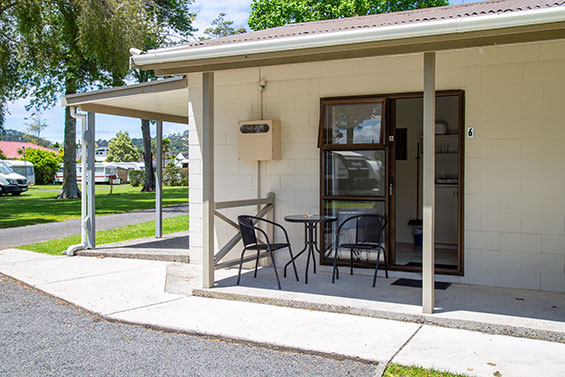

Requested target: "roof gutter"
[{"left": 131, "top": 7, "right": 565, "bottom": 69}]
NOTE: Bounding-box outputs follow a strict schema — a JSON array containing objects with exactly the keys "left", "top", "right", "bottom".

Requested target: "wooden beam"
[
  {"left": 422, "top": 52, "right": 436, "bottom": 314},
  {"left": 155, "top": 120, "right": 163, "bottom": 238},
  {"left": 77, "top": 103, "right": 188, "bottom": 124},
  {"left": 202, "top": 72, "right": 215, "bottom": 289}
]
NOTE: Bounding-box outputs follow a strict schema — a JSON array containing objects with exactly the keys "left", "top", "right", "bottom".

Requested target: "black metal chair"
[
  {"left": 237, "top": 215, "right": 299, "bottom": 289},
  {"left": 332, "top": 214, "right": 388, "bottom": 287}
]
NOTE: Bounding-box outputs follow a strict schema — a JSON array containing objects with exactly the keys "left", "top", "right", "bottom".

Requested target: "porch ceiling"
[{"left": 61, "top": 76, "right": 189, "bottom": 124}]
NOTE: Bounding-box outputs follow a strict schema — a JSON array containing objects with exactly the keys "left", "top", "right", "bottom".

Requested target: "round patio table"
[{"left": 283, "top": 215, "right": 337, "bottom": 284}]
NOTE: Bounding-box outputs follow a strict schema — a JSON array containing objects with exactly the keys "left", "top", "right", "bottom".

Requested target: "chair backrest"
[
  {"left": 355, "top": 214, "right": 387, "bottom": 245},
  {"left": 238, "top": 215, "right": 257, "bottom": 247}
]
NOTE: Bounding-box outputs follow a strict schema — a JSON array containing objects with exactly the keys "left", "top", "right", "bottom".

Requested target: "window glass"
[
  {"left": 324, "top": 102, "right": 383, "bottom": 145},
  {"left": 324, "top": 150, "right": 385, "bottom": 197}
]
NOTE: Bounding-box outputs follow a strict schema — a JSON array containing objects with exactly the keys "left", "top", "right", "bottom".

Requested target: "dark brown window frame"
[{"left": 318, "top": 90, "right": 465, "bottom": 277}]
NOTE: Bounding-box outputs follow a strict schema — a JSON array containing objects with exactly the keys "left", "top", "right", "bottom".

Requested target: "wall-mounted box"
[{"left": 238, "top": 120, "right": 281, "bottom": 161}]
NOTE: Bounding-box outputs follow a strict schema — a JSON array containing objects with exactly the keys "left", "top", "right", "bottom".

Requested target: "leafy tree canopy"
[
  {"left": 201, "top": 13, "right": 246, "bottom": 40},
  {"left": 107, "top": 131, "right": 140, "bottom": 162},
  {"left": 19, "top": 148, "right": 62, "bottom": 185},
  {"left": 248, "top": 0, "right": 448, "bottom": 30},
  {"left": 25, "top": 114, "right": 48, "bottom": 138},
  {"left": 0, "top": 148, "right": 6, "bottom": 159}
]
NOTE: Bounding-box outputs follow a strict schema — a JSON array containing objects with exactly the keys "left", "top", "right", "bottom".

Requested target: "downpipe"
[{"left": 65, "top": 106, "right": 88, "bottom": 256}]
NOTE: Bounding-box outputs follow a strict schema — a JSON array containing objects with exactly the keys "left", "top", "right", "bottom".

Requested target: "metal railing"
[{"left": 213, "top": 192, "right": 275, "bottom": 270}]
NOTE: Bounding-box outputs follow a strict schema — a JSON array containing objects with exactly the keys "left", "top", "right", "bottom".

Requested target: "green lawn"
[
  {"left": 19, "top": 215, "right": 189, "bottom": 255},
  {"left": 0, "top": 185, "right": 188, "bottom": 229},
  {"left": 384, "top": 364, "right": 466, "bottom": 377},
  {"left": 29, "top": 184, "right": 113, "bottom": 191}
]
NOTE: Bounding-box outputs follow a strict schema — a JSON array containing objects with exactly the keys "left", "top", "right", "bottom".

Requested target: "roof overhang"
[
  {"left": 131, "top": 7, "right": 565, "bottom": 75},
  {"left": 62, "top": 76, "right": 189, "bottom": 124}
]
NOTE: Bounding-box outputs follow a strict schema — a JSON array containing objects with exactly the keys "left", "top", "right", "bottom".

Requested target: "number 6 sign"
[{"left": 467, "top": 127, "right": 475, "bottom": 139}]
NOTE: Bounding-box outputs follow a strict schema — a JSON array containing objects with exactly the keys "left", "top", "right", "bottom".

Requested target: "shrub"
[
  {"left": 21, "top": 148, "right": 62, "bottom": 184},
  {"left": 163, "top": 167, "right": 188, "bottom": 187},
  {"left": 128, "top": 170, "right": 145, "bottom": 187}
]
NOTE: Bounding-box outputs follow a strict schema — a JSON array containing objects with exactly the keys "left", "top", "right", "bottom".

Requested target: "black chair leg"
[
  {"left": 287, "top": 245, "right": 299, "bottom": 282},
  {"left": 332, "top": 248, "right": 338, "bottom": 283},
  {"left": 237, "top": 248, "right": 247, "bottom": 286},
  {"left": 373, "top": 248, "right": 381, "bottom": 287},
  {"left": 253, "top": 250, "right": 260, "bottom": 278},
  {"left": 383, "top": 247, "right": 389, "bottom": 278},
  {"left": 268, "top": 248, "right": 282, "bottom": 290}
]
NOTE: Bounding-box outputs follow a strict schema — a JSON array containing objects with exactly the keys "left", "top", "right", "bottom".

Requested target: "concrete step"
[
  {"left": 76, "top": 231, "right": 190, "bottom": 263},
  {"left": 191, "top": 267, "right": 565, "bottom": 343},
  {"left": 77, "top": 249, "right": 189, "bottom": 263}
]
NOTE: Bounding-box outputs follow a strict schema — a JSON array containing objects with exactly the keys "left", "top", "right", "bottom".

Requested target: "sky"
[{"left": 3, "top": 0, "right": 474, "bottom": 143}]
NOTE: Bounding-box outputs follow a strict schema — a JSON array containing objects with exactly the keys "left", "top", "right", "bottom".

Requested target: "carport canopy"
[
  {"left": 62, "top": 76, "right": 189, "bottom": 124},
  {"left": 60, "top": 76, "right": 189, "bottom": 260}
]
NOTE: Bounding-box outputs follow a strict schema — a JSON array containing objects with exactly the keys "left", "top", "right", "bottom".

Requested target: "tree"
[
  {"left": 248, "top": 0, "right": 448, "bottom": 30},
  {"left": 20, "top": 148, "right": 62, "bottom": 185},
  {"left": 0, "top": 148, "right": 5, "bottom": 159},
  {"left": 0, "top": 3, "right": 29, "bottom": 133},
  {"left": 201, "top": 13, "right": 246, "bottom": 40},
  {"left": 25, "top": 115, "right": 48, "bottom": 138},
  {"left": 133, "top": 0, "right": 195, "bottom": 193},
  {"left": 106, "top": 131, "right": 140, "bottom": 162},
  {"left": 8, "top": 1, "right": 150, "bottom": 199}
]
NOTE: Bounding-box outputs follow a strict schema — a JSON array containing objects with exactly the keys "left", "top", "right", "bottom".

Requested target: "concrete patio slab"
[
  {"left": 192, "top": 266, "right": 565, "bottom": 342},
  {"left": 393, "top": 325, "right": 565, "bottom": 377}
]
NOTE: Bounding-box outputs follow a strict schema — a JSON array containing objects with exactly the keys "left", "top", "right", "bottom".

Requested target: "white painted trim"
[
  {"left": 132, "top": 7, "right": 565, "bottom": 68},
  {"left": 422, "top": 52, "right": 436, "bottom": 314},
  {"left": 202, "top": 72, "right": 215, "bottom": 289}
]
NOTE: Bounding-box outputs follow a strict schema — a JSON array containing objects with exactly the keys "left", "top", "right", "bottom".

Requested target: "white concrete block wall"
[{"left": 187, "top": 39, "right": 565, "bottom": 292}]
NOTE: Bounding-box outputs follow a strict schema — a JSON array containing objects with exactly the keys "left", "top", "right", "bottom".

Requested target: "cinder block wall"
[{"left": 188, "top": 39, "right": 565, "bottom": 292}]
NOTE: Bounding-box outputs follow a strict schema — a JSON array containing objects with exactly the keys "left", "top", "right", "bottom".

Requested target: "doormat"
[
  {"left": 391, "top": 278, "right": 451, "bottom": 290},
  {"left": 404, "top": 261, "right": 457, "bottom": 270}
]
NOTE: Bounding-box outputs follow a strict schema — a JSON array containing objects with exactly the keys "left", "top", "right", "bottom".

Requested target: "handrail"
[
  {"left": 213, "top": 192, "right": 275, "bottom": 268},
  {"left": 215, "top": 193, "right": 274, "bottom": 210}
]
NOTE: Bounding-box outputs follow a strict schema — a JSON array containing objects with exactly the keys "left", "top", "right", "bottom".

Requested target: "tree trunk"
[
  {"left": 57, "top": 104, "right": 80, "bottom": 199},
  {"left": 141, "top": 118, "right": 155, "bottom": 192}
]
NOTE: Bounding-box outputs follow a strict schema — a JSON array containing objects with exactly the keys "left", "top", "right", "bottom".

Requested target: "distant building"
[
  {"left": 174, "top": 152, "right": 189, "bottom": 168},
  {"left": 0, "top": 141, "right": 56, "bottom": 159}
]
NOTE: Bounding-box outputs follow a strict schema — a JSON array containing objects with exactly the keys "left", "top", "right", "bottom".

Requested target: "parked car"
[
  {"left": 0, "top": 161, "right": 28, "bottom": 196},
  {"left": 0, "top": 160, "right": 35, "bottom": 185}
]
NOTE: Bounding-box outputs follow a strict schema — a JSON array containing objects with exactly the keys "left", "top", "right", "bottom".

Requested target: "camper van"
[
  {"left": 0, "top": 161, "right": 28, "bottom": 196},
  {"left": 1, "top": 160, "right": 35, "bottom": 185},
  {"left": 55, "top": 162, "right": 122, "bottom": 184}
]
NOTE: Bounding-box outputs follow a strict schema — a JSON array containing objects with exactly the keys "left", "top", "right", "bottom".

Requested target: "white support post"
[
  {"left": 86, "top": 112, "right": 96, "bottom": 249},
  {"left": 422, "top": 52, "right": 436, "bottom": 314},
  {"left": 156, "top": 120, "right": 163, "bottom": 238},
  {"left": 202, "top": 72, "right": 215, "bottom": 288}
]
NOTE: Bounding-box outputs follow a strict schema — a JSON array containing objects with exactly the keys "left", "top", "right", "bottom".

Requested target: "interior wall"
[{"left": 395, "top": 98, "right": 422, "bottom": 244}]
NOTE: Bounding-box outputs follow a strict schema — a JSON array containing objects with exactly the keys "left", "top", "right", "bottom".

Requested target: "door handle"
[{"left": 389, "top": 177, "right": 394, "bottom": 196}]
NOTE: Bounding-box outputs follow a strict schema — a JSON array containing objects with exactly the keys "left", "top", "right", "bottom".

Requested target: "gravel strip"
[{"left": 0, "top": 276, "right": 378, "bottom": 377}]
